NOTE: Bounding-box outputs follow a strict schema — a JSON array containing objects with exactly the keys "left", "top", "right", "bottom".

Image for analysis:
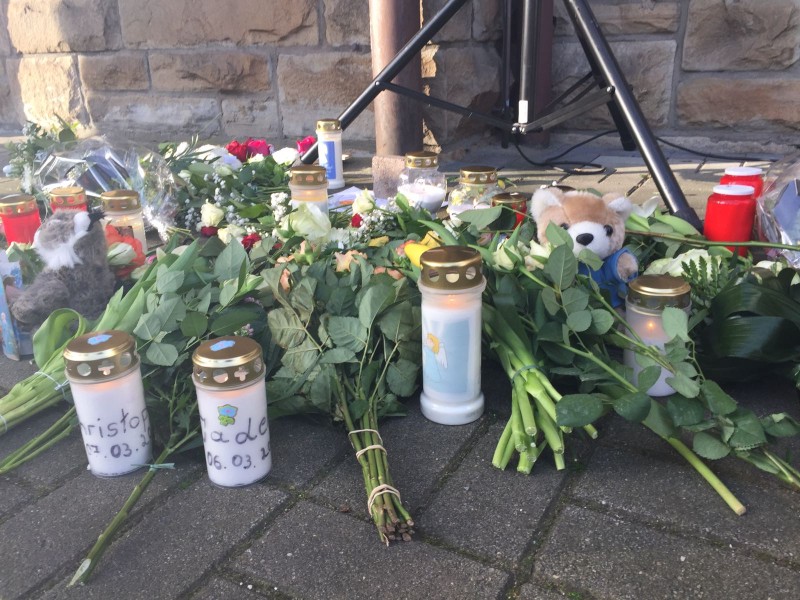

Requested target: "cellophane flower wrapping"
[{"left": 758, "top": 153, "right": 800, "bottom": 267}]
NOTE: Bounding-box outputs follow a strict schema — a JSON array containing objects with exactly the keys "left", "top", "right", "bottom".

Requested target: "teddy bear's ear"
[
  {"left": 531, "top": 187, "right": 564, "bottom": 220},
  {"left": 602, "top": 192, "right": 633, "bottom": 221}
]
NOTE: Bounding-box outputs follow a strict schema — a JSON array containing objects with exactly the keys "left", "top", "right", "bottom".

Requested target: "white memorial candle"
[{"left": 397, "top": 183, "right": 447, "bottom": 213}]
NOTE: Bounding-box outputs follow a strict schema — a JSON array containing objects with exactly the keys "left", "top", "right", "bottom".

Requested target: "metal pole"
[
  {"left": 369, "top": 0, "right": 422, "bottom": 156},
  {"left": 562, "top": 0, "right": 702, "bottom": 229}
]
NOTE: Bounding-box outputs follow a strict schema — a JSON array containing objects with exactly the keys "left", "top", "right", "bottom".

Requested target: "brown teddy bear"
[{"left": 531, "top": 186, "right": 638, "bottom": 307}]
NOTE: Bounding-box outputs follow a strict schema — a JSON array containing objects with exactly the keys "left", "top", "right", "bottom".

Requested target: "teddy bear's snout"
[{"left": 576, "top": 233, "right": 594, "bottom": 246}]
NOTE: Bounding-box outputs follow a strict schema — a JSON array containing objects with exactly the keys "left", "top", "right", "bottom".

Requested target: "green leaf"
[
  {"left": 699, "top": 380, "right": 737, "bottom": 416},
  {"left": 544, "top": 222, "right": 574, "bottom": 249},
  {"left": 210, "top": 306, "right": 264, "bottom": 336},
  {"left": 387, "top": 358, "right": 419, "bottom": 397},
  {"left": 154, "top": 294, "right": 186, "bottom": 332},
  {"left": 762, "top": 413, "right": 800, "bottom": 438},
  {"left": 156, "top": 267, "right": 184, "bottom": 294},
  {"left": 612, "top": 391, "right": 651, "bottom": 422},
  {"left": 588, "top": 309, "right": 615, "bottom": 335},
  {"left": 456, "top": 206, "right": 502, "bottom": 230},
  {"left": 214, "top": 238, "right": 248, "bottom": 282},
  {"left": 358, "top": 283, "right": 395, "bottom": 329},
  {"left": 561, "top": 287, "right": 589, "bottom": 315},
  {"left": 692, "top": 432, "right": 730, "bottom": 459},
  {"left": 643, "top": 400, "right": 677, "bottom": 438},
  {"left": 290, "top": 277, "right": 317, "bottom": 322},
  {"left": 544, "top": 244, "right": 577, "bottom": 290},
  {"left": 33, "top": 308, "right": 87, "bottom": 368},
  {"left": 662, "top": 306, "right": 689, "bottom": 341},
  {"left": 326, "top": 286, "right": 356, "bottom": 316},
  {"left": 218, "top": 280, "right": 238, "bottom": 308},
  {"left": 267, "top": 307, "right": 307, "bottom": 348},
  {"left": 319, "top": 348, "right": 357, "bottom": 364},
  {"left": 113, "top": 289, "right": 147, "bottom": 334},
  {"left": 180, "top": 312, "right": 208, "bottom": 338},
  {"left": 666, "top": 396, "right": 705, "bottom": 426},
  {"left": 636, "top": 365, "right": 661, "bottom": 393},
  {"left": 728, "top": 411, "right": 768, "bottom": 450},
  {"left": 577, "top": 248, "right": 603, "bottom": 271},
  {"left": 133, "top": 313, "right": 164, "bottom": 341},
  {"left": 327, "top": 315, "right": 367, "bottom": 353},
  {"left": 378, "top": 302, "right": 415, "bottom": 343},
  {"left": 348, "top": 398, "right": 369, "bottom": 422},
  {"left": 145, "top": 341, "right": 179, "bottom": 366},
  {"left": 541, "top": 288, "right": 560, "bottom": 316},
  {"left": 281, "top": 337, "right": 319, "bottom": 373},
  {"left": 556, "top": 394, "right": 604, "bottom": 427},
  {"left": 665, "top": 371, "right": 701, "bottom": 398},
  {"left": 566, "top": 310, "right": 592, "bottom": 332}
]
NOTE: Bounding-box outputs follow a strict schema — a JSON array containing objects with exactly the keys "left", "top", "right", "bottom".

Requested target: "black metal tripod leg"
[
  {"left": 562, "top": 0, "right": 702, "bottom": 229},
  {"left": 300, "top": 0, "right": 471, "bottom": 164}
]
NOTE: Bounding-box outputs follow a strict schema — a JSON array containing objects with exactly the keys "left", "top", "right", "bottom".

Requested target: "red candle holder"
[
  {"left": 720, "top": 166, "right": 764, "bottom": 199},
  {"left": 704, "top": 184, "right": 756, "bottom": 256},
  {"left": 0, "top": 194, "right": 42, "bottom": 244},
  {"left": 49, "top": 186, "right": 88, "bottom": 212}
]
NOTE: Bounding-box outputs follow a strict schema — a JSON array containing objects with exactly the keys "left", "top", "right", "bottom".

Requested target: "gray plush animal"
[{"left": 10, "top": 210, "right": 117, "bottom": 327}]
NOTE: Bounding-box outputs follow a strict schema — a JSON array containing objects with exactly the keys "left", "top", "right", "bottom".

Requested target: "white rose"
[
  {"left": 195, "top": 145, "right": 242, "bottom": 170},
  {"left": 284, "top": 203, "right": 331, "bottom": 242},
  {"left": 493, "top": 239, "right": 521, "bottom": 270},
  {"left": 107, "top": 242, "right": 136, "bottom": 266},
  {"left": 271, "top": 147, "right": 299, "bottom": 166},
  {"left": 352, "top": 190, "right": 376, "bottom": 215},
  {"left": 214, "top": 163, "right": 234, "bottom": 177},
  {"left": 200, "top": 202, "right": 225, "bottom": 227},
  {"left": 524, "top": 240, "right": 551, "bottom": 270},
  {"left": 217, "top": 224, "right": 246, "bottom": 244}
]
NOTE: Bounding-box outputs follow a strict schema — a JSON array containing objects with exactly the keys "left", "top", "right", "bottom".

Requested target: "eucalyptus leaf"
[{"left": 556, "top": 394, "right": 604, "bottom": 427}]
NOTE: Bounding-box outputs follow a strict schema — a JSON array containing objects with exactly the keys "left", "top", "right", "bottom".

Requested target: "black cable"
[
  {"left": 512, "top": 129, "right": 616, "bottom": 175},
  {"left": 654, "top": 136, "right": 778, "bottom": 164}
]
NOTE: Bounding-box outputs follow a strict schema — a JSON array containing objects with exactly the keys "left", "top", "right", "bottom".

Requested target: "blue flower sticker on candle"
[
  {"left": 210, "top": 339, "right": 236, "bottom": 352},
  {"left": 87, "top": 334, "right": 113, "bottom": 346},
  {"left": 218, "top": 404, "right": 238, "bottom": 426}
]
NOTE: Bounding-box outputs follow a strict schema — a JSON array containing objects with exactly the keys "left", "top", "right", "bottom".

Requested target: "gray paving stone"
[
  {"left": 233, "top": 500, "right": 510, "bottom": 599},
  {"left": 44, "top": 479, "right": 288, "bottom": 600},
  {"left": 573, "top": 446, "right": 800, "bottom": 562},
  {"left": 190, "top": 577, "right": 269, "bottom": 599},
  {"left": 267, "top": 414, "right": 349, "bottom": 489},
  {"left": 517, "top": 583, "right": 572, "bottom": 600},
  {"left": 310, "top": 399, "right": 482, "bottom": 513},
  {"left": 0, "top": 354, "right": 37, "bottom": 395},
  {"left": 0, "top": 474, "right": 33, "bottom": 522},
  {"left": 534, "top": 505, "right": 800, "bottom": 600},
  {"left": 420, "top": 422, "right": 567, "bottom": 566},
  {"left": 0, "top": 464, "right": 197, "bottom": 599}
]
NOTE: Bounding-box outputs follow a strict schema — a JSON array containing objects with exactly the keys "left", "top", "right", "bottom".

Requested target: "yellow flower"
[{"left": 368, "top": 236, "right": 389, "bottom": 248}]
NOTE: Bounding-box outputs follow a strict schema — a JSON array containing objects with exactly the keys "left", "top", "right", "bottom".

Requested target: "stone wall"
[{"left": 0, "top": 0, "right": 798, "bottom": 151}]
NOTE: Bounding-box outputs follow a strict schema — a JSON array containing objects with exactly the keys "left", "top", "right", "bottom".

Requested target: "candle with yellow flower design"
[{"left": 419, "top": 246, "right": 486, "bottom": 425}]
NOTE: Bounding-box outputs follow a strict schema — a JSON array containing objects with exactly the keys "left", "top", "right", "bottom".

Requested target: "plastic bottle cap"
[
  {"left": 723, "top": 166, "right": 763, "bottom": 177},
  {"left": 712, "top": 184, "right": 755, "bottom": 196}
]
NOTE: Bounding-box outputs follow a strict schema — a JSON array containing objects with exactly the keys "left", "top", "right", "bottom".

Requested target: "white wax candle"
[
  {"left": 196, "top": 377, "right": 272, "bottom": 487},
  {"left": 623, "top": 307, "right": 675, "bottom": 397},
  {"left": 397, "top": 183, "right": 447, "bottom": 213},
  {"left": 70, "top": 367, "right": 152, "bottom": 477}
]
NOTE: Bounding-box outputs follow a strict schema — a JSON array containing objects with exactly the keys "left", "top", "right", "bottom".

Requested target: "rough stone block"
[
  {"left": 556, "top": 1, "right": 680, "bottom": 35},
  {"left": 0, "top": 13, "right": 11, "bottom": 55},
  {"left": 0, "top": 476, "right": 33, "bottom": 523},
  {"left": 189, "top": 577, "right": 267, "bottom": 599},
  {"left": 119, "top": 0, "right": 317, "bottom": 48},
  {"left": 684, "top": 0, "right": 800, "bottom": 71},
  {"left": 422, "top": 44, "right": 501, "bottom": 145},
  {"left": 150, "top": 51, "right": 270, "bottom": 92},
  {"left": 0, "top": 60, "right": 21, "bottom": 129},
  {"left": 677, "top": 78, "right": 800, "bottom": 131},
  {"left": 86, "top": 93, "right": 221, "bottom": 138},
  {"left": 7, "top": 0, "right": 121, "bottom": 53},
  {"left": 534, "top": 505, "right": 800, "bottom": 598},
  {"left": 551, "top": 40, "right": 675, "bottom": 129},
  {"left": 277, "top": 52, "right": 374, "bottom": 140},
  {"left": 473, "top": 0, "right": 502, "bottom": 42},
  {"left": 42, "top": 480, "right": 287, "bottom": 599},
  {"left": 79, "top": 52, "right": 149, "bottom": 92},
  {"left": 324, "top": 0, "right": 370, "bottom": 46},
  {"left": 233, "top": 500, "right": 511, "bottom": 599},
  {"left": 423, "top": 0, "right": 473, "bottom": 43},
  {"left": 371, "top": 154, "right": 404, "bottom": 199},
  {"left": 221, "top": 97, "right": 281, "bottom": 140},
  {"left": 8, "top": 56, "right": 86, "bottom": 125},
  {"left": 420, "top": 421, "right": 568, "bottom": 566}
]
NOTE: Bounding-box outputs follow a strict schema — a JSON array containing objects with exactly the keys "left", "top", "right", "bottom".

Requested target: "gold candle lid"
[
  {"left": 0, "top": 194, "right": 38, "bottom": 215},
  {"left": 64, "top": 330, "right": 140, "bottom": 382},
  {"left": 316, "top": 118, "right": 342, "bottom": 131},
  {"left": 405, "top": 151, "right": 438, "bottom": 169},
  {"left": 492, "top": 191, "right": 528, "bottom": 207},
  {"left": 101, "top": 189, "right": 140, "bottom": 211},
  {"left": 50, "top": 186, "right": 87, "bottom": 208},
  {"left": 459, "top": 166, "right": 497, "bottom": 185},
  {"left": 290, "top": 165, "right": 327, "bottom": 187},
  {"left": 627, "top": 275, "right": 691, "bottom": 310},
  {"left": 419, "top": 246, "right": 484, "bottom": 291},
  {"left": 192, "top": 336, "right": 265, "bottom": 389}
]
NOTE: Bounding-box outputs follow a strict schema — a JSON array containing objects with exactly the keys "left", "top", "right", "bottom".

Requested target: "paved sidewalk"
[{"left": 1, "top": 143, "right": 799, "bottom": 600}]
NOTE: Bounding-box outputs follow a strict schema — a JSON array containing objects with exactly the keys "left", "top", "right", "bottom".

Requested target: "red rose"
[
  {"left": 226, "top": 140, "right": 248, "bottom": 162},
  {"left": 245, "top": 138, "right": 273, "bottom": 158},
  {"left": 200, "top": 226, "right": 219, "bottom": 237},
  {"left": 350, "top": 213, "right": 363, "bottom": 228},
  {"left": 296, "top": 135, "right": 316, "bottom": 154},
  {"left": 241, "top": 232, "right": 262, "bottom": 251}
]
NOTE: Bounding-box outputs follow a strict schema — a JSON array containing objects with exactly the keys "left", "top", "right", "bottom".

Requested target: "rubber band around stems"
[
  {"left": 367, "top": 483, "right": 402, "bottom": 516},
  {"left": 511, "top": 364, "right": 542, "bottom": 381},
  {"left": 355, "top": 444, "right": 387, "bottom": 460},
  {"left": 34, "top": 371, "right": 69, "bottom": 401},
  {"left": 347, "top": 428, "right": 383, "bottom": 445}
]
